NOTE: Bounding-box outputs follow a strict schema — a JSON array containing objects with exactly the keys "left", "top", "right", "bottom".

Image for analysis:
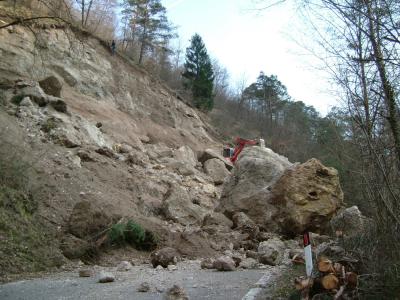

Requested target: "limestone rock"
[
  {"left": 272, "top": 158, "right": 343, "bottom": 235},
  {"left": 203, "top": 158, "right": 230, "bottom": 185},
  {"left": 19, "top": 84, "right": 48, "bottom": 107},
  {"left": 162, "top": 186, "right": 207, "bottom": 226},
  {"left": 150, "top": 247, "right": 179, "bottom": 268},
  {"left": 98, "top": 271, "right": 115, "bottom": 283},
  {"left": 198, "top": 148, "right": 233, "bottom": 171},
  {"left": 201, "top": 212, "right": 232, "bottom": 234},
  {"left": 330, "top": 206, "right": 366, "bottom": 237},
  {"left": 79, "top": 269, "right": 92, "bottom": 277},
  {"left": 164, "top": 284, "right": 189, "bottom": 300},
  {"left": 174, "top": 145, "right": 197, "bottom": 168},
  {"left": 59, "top": 234, "right": 90, "bottom": 259},
  {"left": 239, "top": 258, "right": 258, "bottom": 269},
  {"left": 48, "top": 96, "right": 67, "bottom": 113},
  {"left": 137, "top": 282, "right": 150, "bottom": 292},
  {"left": 200, "top": 258, "right": 215, "bottom": 269},
  {"left": 232, "top": 212, "right": 259, "bottom": 239},
  {"left": 117, "top": 261, "right": 132, "bottom": 271},
  {"left": 216, "top": 146, "right": 292, "bottom": 231},
  {"left": 19, "top": 96, "right": 33, "bottom": 107},
  {"left": 213, "top": 256, "right": 236, "bottom": 271},
  {"left": 39, "top": 76, "right": 62, "bottom": 97},
  {"left": 258, "top": 237, "right": 286, "bottom": 266}
]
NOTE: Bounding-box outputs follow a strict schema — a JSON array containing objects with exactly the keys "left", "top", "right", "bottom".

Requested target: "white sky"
[{"left": 162, "top": 0, "right": 338, "bottom": 116}]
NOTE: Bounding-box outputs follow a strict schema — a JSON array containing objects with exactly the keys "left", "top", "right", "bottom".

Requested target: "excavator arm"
[{"left": 229, "top": 137, "right": 258, "bottom": 163}]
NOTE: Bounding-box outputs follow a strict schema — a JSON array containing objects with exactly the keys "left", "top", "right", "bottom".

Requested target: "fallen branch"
[{"left": 0, "top": 16, "right": 69, "bottom": 29}]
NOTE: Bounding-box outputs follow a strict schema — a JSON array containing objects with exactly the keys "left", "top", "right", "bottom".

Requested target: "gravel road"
[{"left": 0, "top": 260, "right": 271, "bottom": 300}]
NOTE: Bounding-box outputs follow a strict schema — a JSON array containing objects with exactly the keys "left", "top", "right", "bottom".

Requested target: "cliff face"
[
  {"left": 0, "top": 21, "right": 229, "bottom": 278},
  {"left": 0, "top": 24, "right": 218, "bottom": 151}
]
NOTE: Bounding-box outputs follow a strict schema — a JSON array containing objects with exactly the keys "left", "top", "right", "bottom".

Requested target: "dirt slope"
[{"left": 0, "top": 16, "right": 229, "bottom": 280}]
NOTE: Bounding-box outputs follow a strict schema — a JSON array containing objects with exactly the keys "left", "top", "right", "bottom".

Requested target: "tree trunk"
[{"left": 365, "top": 0, "right": 400, "bottom": 167}]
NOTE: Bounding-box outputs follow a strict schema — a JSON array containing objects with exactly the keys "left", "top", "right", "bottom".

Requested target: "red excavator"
[{"left": 223, "top": 137, "right": 259, "bottom": 164}]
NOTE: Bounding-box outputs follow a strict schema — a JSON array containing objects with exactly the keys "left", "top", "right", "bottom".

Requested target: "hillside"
[{"left": 0, "top": 18, "right": 231, "bottom": 278}]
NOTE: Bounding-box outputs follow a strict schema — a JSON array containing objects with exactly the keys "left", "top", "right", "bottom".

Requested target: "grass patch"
[
  {"left": 108, "top": 220, "right": 157, "bottom": 251},
  {"left": 0, "top": 132, "right": 64, "bottom": 280},
  {"left": 271, "top": 264, "right": 305, "bottom": 299}
]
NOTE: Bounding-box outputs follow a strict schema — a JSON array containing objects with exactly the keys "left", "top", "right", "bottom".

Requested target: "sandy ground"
[{"left": 0, "top": 260, "right": 274, "bottom": 300}]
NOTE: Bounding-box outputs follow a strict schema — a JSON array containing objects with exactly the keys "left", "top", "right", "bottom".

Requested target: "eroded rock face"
[
  {"left": 216, "top": 146, "right": 292, "bottom": 231},
  {"left": 272, "top": 158, "right": 343, "bottom": 235}
]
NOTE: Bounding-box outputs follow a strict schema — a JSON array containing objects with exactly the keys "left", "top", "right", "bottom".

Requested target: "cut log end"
[
  {"left": 321, "top": 274, "right": 339, "bottom": 290},
  {"left": 318, "top": 257, "right": 334, "bottom": 273}
]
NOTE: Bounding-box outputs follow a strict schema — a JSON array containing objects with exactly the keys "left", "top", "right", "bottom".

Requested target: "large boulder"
[
  {"left": 330, "top": 206, "right": 366, "bottom": 237},
  {"left": 216, "top": 146, "right": 292, "bottom": 231},
  {"left": 203, "top": 158, "right": 230, "bottom": 185},
  {"left": 272, "top": 158, "right": 343, "bottom": 235},
  {"left": 162, "top": 186, "right": 208, "bottom": 226},
  {"left": 198, "top": 148, "right": 233, "bottom": 171},
  {"left": 39, "top": 76, "right": 62, "bottom": 97}
]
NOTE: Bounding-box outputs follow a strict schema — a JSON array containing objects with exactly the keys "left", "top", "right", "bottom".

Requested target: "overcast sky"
[{"left": 162, "top": 0, "right": 338, "bottom": 116}]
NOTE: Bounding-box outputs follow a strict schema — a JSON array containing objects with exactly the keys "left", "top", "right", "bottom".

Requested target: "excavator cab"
[{"left": 223, "top": 137, "right": 259, "bottom": 164}]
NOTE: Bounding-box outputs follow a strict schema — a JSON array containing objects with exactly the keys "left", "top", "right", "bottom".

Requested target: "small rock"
[
  {"left": 156, "top": 265, "right": 164, "bottom": 271},
  {"left": 200, "top": 258, "right": 214, "bottom": 269},
  {"left": 213, "top": 256, "right": 236, "bottom": 271},
  {"left": 164, "top": 284, "right": 189, "bottom": 300},
  {"left": 167, "top": 264, "right": 178, "bottom": 271},
  {"left": 95, "top": 122, "right": 103, "bottom": 128},
  {"left": 49, "top": 97, "right": 67, "bottom": 113},
  {"left": 79, "top": 269, "right": 91, "bottom": 277},
  {"left": 117, "top": 261, "right": 132, "bottom": 271},
  {"left": 19, "top": 97, "right": 33, "bottom": 107},
  {"left": 258, "top": 237, "right": 285, "bottom": 266},
  {"left": 137, "top": 282, "right": 150, "bottom": 292},
  {"left": 239, "top": 258, "right": 258, "bottom": 269},
  {"left": 98, "top": 271, "right": 115, "bottom": 283}
]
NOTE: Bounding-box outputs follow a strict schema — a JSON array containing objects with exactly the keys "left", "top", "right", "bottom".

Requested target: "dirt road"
[{"left": 0, "top": 260, "right": 274, "bottom": 300}]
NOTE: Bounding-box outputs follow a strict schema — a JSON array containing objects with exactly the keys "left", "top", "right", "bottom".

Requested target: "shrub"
[
  {"left": 107, "top": 220, "right": 157, "bottom": 250},
  {"left": 125, "top": 220, "right": 145, "bottom": 246}
]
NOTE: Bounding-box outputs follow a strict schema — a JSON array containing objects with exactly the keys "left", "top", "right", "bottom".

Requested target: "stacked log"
[{"left": 294, "top": 256, "right": 358, "bottom": 299}]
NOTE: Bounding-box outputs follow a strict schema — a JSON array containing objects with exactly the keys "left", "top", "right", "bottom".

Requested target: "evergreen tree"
[
  {"left": 122, "top": 0, "right": 173, "bottom": 64},
  {"left": 183, "top": 34, "right": 214, "bottom": 111}
]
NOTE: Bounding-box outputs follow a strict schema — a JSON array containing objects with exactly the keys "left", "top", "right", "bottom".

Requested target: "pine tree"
[
  {"left": 122, "top": 0, "right": 173, "bottom": 64},
  {"left": 182, "top": 34, "right": 214, "bottom": 111}
]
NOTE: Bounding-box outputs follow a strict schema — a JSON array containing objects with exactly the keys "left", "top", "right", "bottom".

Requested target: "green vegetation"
[
  {"left": 108, "top": 220, "right": 157, "bottom": 250},
  {"left": 0, "top": 133, "right": 62, "bottom": 279},
  {"left": 183, "top": 34, "right": 215, "bottom": 111},
  {"left": 11, "top": 94, "right": 25, "bottom": 105}
]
